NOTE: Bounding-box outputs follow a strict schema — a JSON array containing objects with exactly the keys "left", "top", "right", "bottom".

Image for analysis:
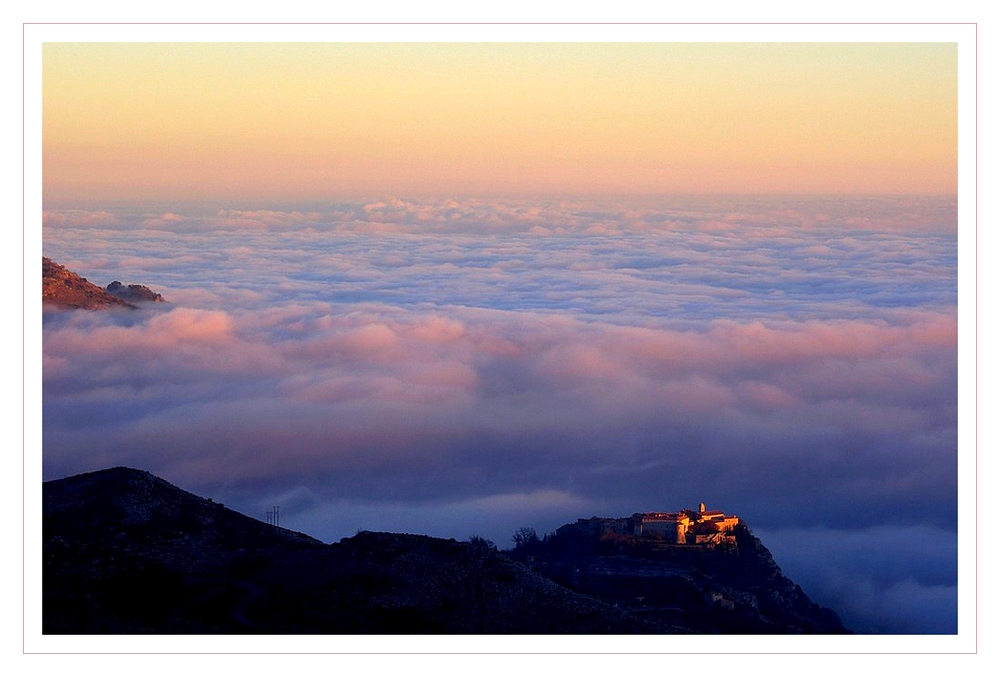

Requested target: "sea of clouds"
[{"left": 41, "top": 195, "right": 958, "bottom": 633}]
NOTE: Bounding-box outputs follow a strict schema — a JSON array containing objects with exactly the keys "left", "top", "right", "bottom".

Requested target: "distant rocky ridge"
[
  {"left": 105, "top": 280, "right": 165, "bottom": 304},
  {"left": 42, "top": 257, "right": 165, "bottom": 309}
]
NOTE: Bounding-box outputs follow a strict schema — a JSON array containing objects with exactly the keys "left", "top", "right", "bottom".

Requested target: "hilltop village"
[{"left": 556, "top": 503, "right": 741, "bottom": 548}]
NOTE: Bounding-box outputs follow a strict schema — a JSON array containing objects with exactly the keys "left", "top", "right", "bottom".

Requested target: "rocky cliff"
[
  {"left": 42, "top": 258, "right": 165, "bottom": 309},
  {"left": 510, "top": 519, "right": 848, "bottom": 634},
  {"left": 105, "top": 280, "right": 165, "bottom": 304}
]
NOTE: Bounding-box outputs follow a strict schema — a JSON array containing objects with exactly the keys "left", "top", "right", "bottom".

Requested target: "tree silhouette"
[{"left": 512, "top": 527, "right": 540, "bottom": 551}]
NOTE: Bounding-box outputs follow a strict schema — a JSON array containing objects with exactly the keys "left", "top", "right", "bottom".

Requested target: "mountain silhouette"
[{"left": 43, "top": 467, "right": 847, "bottom": 634}]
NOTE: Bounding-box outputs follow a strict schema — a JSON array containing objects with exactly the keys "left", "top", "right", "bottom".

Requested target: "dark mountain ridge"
[{"left": 43, "top": 467, "right": 847, "bottom": 634}]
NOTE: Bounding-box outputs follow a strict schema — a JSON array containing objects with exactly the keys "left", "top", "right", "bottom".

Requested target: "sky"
[
  {"left": 33, "top": 35, "right": 969, "bottom": 645},
  {"left": 42, "top": 42, "right": 957, "bottom": 203}
]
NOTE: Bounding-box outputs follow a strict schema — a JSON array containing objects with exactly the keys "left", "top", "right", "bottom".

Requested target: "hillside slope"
[
  {"left": 43, "top": 468, "right": 667, "bottom": 634},
  {"left": 42, "top": 257, "right": 136, "bottom": 309}
]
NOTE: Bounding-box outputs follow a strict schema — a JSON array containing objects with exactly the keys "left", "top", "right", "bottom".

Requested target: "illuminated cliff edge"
[{"left": 556, "top": 503, "right": 741, "bottom": 548}]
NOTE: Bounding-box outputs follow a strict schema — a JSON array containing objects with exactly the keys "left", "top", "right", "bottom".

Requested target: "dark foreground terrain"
[{"left": 43, "top": 467, "right": 847, "bottom": 634}]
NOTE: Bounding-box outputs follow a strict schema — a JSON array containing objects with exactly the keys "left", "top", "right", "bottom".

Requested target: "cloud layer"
[{"left": 42, "top": 196, "right": 958, "bottom": 633}]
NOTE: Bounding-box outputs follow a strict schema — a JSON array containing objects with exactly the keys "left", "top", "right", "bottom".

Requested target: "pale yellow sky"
[{"left": 42, "top": 42, "right": 957, "bottom": 204}]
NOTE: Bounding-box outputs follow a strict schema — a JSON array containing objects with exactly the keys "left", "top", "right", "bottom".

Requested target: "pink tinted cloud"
[
  {"left": 146, "top": 308, "right": 234, "bottom": 344},
  {"left": 43, "top": 308, "right": 292, "bottom": 381},
  {"left": 520, "top": 314, "right": 954, "bottom": 391},
  {"left": 735, "top": 381, "right": 801, "bottom": 412},
  {"left": 340, "top": 322, "right": 399, "bottom": 355},
  {"left": 42, "top": 195, "right": 956, "bottom": 240},
  {"left": 43, "top": 209, "right": 121, "bottom": 228},
  {"left": 407, "top": 316, "right": 467, "bottom": 344},
  {"left": 45, "top": 308, "right": 233, "bottom": 355},
  {"left": 700, "top": 317, "right": 955, "bottom": 370},
  {"left": 44, "top": 301, "right": 956, "bottom": 476},
  {"left": 213, "top": 209, "right": 325, "bottom": 231},
  {"left": 140, "top": 212, "right": 189, "bottom": 229}
]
